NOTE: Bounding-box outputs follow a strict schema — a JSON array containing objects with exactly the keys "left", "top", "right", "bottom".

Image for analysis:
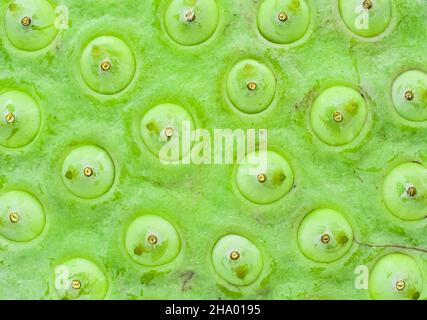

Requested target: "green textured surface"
[{"left": 0, "top": 0, "right": 427, "bottom": 300}]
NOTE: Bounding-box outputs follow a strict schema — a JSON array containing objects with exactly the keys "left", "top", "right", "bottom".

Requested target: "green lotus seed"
[
  {"left": 0, "top": 191, "right": 45, "bottom": 242},
  {"left": 125, "top": 215, "right": 181, "bottom": 267},
  {"left": 61, "top": 145, "right": 115, "bottom": 199},
  {"left": 4, "top": 0, "right": 58, "bottom": 51},
  {"left": 211, "top": 234, "right": 263, "bottom": 286},
  {"left": 310, "top": 86, "right": 368, "bottom": 146},
  {"left": 297, "top": 208, "right": 353, "bottom": 263},
  {"left": 80, "top": 36, "right": 136, "bottom": 95},
  {"left": 383, "top": 162, "right": 427, "bottom": 221},
  {"left": 226, "top": 59, "right": 277, "bottom": 114},
  {"left": 140, "top": 103, "right": 195, "bottom": 161},
  {"left": 392, "top": 70, "right": 427, "bottom": 122},
  {"left": 55, "top": 258, "right": 108, "bottom": 300},
  {"left": 235, "top": 150, "right": 294, "bottom": 205},
  {"left": 164, "top": 0, "right": 219, "bottom": 46},
  {"left": 338, "top": 0, "right": 392, "bottom": 38},
  {"left": 257, "top": 0, "right": 311, "bottom": 44},
  {"left": 369, "top": 253, "right": 423, "bottom": 300},
  {"left": 0, "top": 90, "right": 41, "bottom": 148}
]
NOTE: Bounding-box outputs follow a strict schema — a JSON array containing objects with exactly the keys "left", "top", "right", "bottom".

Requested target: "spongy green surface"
[{"left": 0, "top": 0, "right": 427, "bottom": 300}]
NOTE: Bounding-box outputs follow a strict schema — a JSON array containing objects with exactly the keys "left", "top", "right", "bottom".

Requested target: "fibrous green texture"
[{"left": 0, "top": 0, "right": 427, "bottom": 300}]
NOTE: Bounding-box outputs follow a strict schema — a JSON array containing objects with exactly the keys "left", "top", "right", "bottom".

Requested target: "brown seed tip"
[
  {"left": 147, "top": 234, "right": 158, "bottom": 245},
  {"left": 257, "top": 173, "right": 267, "bottom": 183},
  {"left": 407, "top": 186, "right": 417, "bottom": 198},
  {"left": 278, "top": 12, "right": 288, "bottom": 22},
  {"left": 71, "top": 280, "right": 81, "bottom": 290},
  {"left": 83, "top": 167, "right": 94, "bottom": 177},
  {"left": 100, "top": 60, "right": 112, "bottom": 72},
  {"left": 396, "top": 280, "right": 406, "bottom": 291},
  {"left": 184, "top": 9, "right": 196, "bottom": 22},
  {"left": 247, "top": 81, "right": 257, "bottom": 91},
  {"left": 164, "top": 127, "right": 174, "bottom": 138},
  {"left": 333, "top": 111, "right": 344, "bottom": 123},
  {"left": 9, "top": 212, "right": 20, "bottom": 223},
  {"left": 363, "top": 0, "right": 373, "bottom": 10},
  {"left": 21, "top": 16, "right": 32, "bottom": 27},
  {"left": 5, "top": 112, "right": 16, "bottom": 124},
  {"left": 321, "top": 233, "right": 331, "bottom": 244},
  {"left": 405, "top": 90, "right": 414, "bottom": 101},
  {"left": 230, "top": 250, "right": 240, "bottom": 260}
]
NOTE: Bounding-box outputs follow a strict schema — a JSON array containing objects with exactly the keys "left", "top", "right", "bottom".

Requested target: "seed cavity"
[
  {"left": 277, "top": 12, "right": 288, "bottom": 22},
  {"left": 147, "top": 234, "right": 158, "bottom": 245},
  {"left": 362, "top": 0, "right": 373, "bottom": 10},
  {"left": 5, "top": 112, "right": 16, "bottom": 124},
  {"left": 184, "top": 9, "right": 196, "bottom": 22},
  {"left": 71, "top": 279, "right": 81, "bottom": 290},
  {"left": 21, "top": 16, "right": 32, "bottom": 27},
  {"left": 257, "top": 173, "right": 267, "bottom": 183},
  {"left": 396, "top": 280, "right": 406, "bottom": 291},
  {"left": 320, "top": 233, "right": 331, "bottom": 244},
  {"left": 406, "top": 186, "right": 417, "bottom": 198},
  {"left": 333, "top": 111, "right": 344, "bottom": 123},
  {"left": 100, "top": 60, "right": 112, "bottom": 72},
  {"left": 405, "top": 90, "right": 414, "bottom": 101},
  {"left": 83, "top": 167, "right": 94, "bottom": 177},
  {"left": 230, "top": 250, "right": 240, "bottom": 261},
  {"left": 9, "top": 212, "right": 20, "bottom": 223},
  {"left": 247, "top": 81, "right": 258, "bottom": 91}
]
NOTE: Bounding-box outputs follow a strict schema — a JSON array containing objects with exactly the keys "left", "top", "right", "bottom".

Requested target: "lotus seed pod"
[{"left": 1, "top": 0, "right": 427, "bottom": 302}]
